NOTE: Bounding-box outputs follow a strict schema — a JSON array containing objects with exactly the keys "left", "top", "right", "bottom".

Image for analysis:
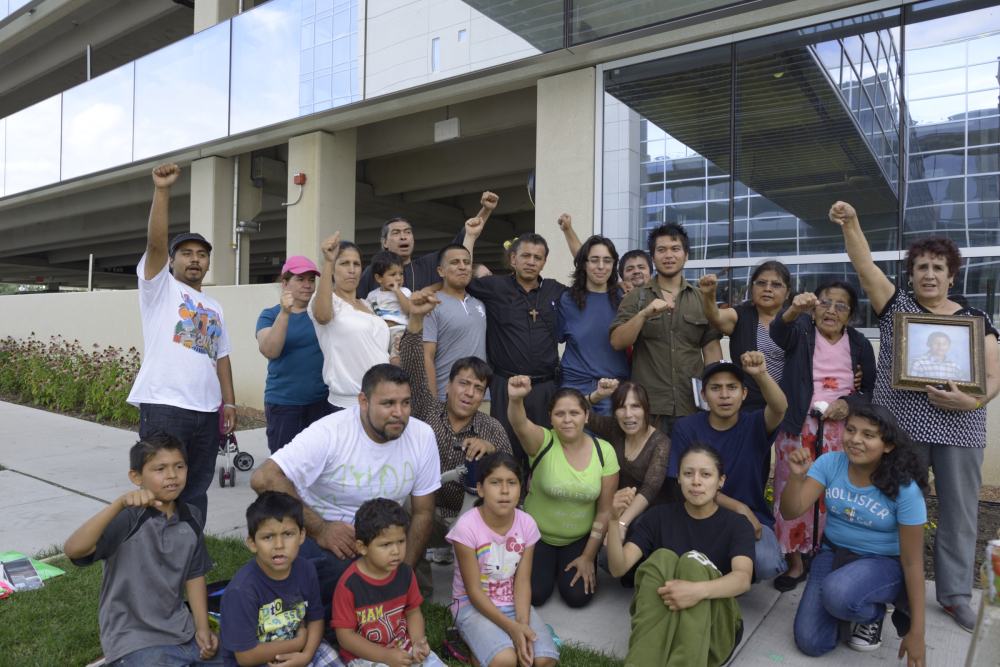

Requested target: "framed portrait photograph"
[{"left": 891, "top": 312, "right": 987, "bottom": 396}]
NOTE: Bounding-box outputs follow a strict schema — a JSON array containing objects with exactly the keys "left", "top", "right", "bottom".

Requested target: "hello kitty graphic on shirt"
[{"left": 477, "top": 535, "right": 526, "bottom": 600}]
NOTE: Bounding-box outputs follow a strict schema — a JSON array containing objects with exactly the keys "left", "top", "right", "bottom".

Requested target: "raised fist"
[
  {"left": 557, "top": 213, "right": 573, "bottom": 232},
  {"left": 409, "top": 288, "right": 440, "bottom": 316},
  {"left": 464, "top": 216, "right": 485, "bottom": 238},
  {"left": 611, "top": 486, "right": 636, "bottom": 521},
  {"left": 481, "top": 191, "right": 499, "bottom": 211},
  {"left": 829, "top": 201, "right": 857, "bottom": 227},
  {"left": 644, "top": 298, "right": 671, "bottom": 318},
  {"left": 741, "top": 350, "right": 767, "bottom": 377},
  {"left": 787, "top": 447, "right": 813, "bottom": 477},
  {"left": 152, "top": 163, "right": 181, "bottom": 189},
  {"left": 508, "top": 375, "right": 533, "bottom": 400},
  {"left": 593, "top": 378, "right": 619, "bottom": 402},
  {"left": 699, "top": 274, "right": 719, "bottom": 296},
  {"left": 790, "top": 291, "right": 818, "bottom": 316},
  {"left": 279, "top": 291, "right": 295, "bottom": 313},
  {"left": 321, "top": 232, "right": 341, "bottom": 264}
]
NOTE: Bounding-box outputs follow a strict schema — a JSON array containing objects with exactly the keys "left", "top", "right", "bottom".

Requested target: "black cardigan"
[
  {"left": 769, "top": 309, "right": 876, "bottom": 437},
  {"left": 729, "top": 304, "right": 766, "bottom": 412}
]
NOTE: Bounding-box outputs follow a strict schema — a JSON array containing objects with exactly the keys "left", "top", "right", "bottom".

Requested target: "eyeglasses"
[
  {"left": 587, "top": 257, "right": 615, "bottom": 266},
  {"left": 817, "top": 299, "right": 851, "bottom": 314},
  {"left": 753, "top": 280, "right": 786, "bottom": 290}
]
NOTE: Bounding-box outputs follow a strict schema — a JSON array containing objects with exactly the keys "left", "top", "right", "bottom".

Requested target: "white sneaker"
[
  {"left": 848, "top": 618, "right": 883, "bottom": 652},
  {"left": 432, "top": 547, "right": 455, "bottom": 564}
]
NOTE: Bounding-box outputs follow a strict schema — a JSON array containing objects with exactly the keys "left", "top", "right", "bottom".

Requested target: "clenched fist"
[
  {"left": 508, "top": 375, "right": 533, "bottom": 400},
  {"left": 643, "top": 298, "right": 672, "bottom": 318},
  {"left": 699, "top": 274, "right": 719, "bottom": 296},
  {"left": 788, "top": 291, "right": 819, "bottom": 317},
  {"left": 321, "top": 232, "right": 341, "bottom": 264},
  {"left": 481, "top": 191, "right": 499, "bottom": 211},
  {"left": 741, "top": 350, "right": 768, "bottom": 377},
  {"left": 557, "top": 213, "right": 572, "bottom": 232},
  {"left": 787, "top": 447, "right": 813, "bottom": 477},
  {"left": 829, "top": 201, "right": 857, "bottom": 227},
  {"left": 152, "top": 163, "right": 181, "bottom": 189}
]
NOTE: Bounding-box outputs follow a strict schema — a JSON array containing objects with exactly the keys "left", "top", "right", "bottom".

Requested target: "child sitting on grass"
[
  {"left": 64, "top": 428, "right": 221, "bottom": 666},
  {"left": 446, "top": 452, "right": 560, "bottom": 667},
  {"left": 331, "top": 498, "right": 443, "bottom": 667},
  {"left": 366, "top": 250, "right": 411, "bottom": 357},
  {"left": 220, "top": 491, "right": 340, "bottom": 667}
]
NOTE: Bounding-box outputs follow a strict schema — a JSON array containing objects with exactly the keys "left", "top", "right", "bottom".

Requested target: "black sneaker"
[{"left": 848, "top": 617, "right": 884, "bottom": 652}]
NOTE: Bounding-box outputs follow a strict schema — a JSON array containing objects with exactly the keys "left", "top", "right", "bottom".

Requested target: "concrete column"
[
  {"left": 535, "top": 68, "right": 597, "bottom": 286},
  {"left": 190, "top": 156, "right": 236, "bottom": 286},
  {"left": 285, "top": 130, "right": 357, "bottom": 265},
  {"left": 236, "top": 153, "right": 257, "bottom": 285},
  {"left": 194, "top": 0, "right": 239, "bottom": 33}
]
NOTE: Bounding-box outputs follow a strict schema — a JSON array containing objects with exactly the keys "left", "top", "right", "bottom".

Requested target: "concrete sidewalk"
[{"left": 0, "top": 401, "right": 977, "bottom": 665}]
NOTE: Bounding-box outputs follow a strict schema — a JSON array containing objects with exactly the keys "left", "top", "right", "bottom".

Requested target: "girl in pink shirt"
[{"left": 446, "top": 452, "right": 560, "bottom": 667}]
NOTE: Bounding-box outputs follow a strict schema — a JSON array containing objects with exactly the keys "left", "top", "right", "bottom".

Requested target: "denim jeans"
[
  {"left": 754, "top": 525, "right": 789, "bottom": 581},
  {"left": 565, "top": 378, "right": 613, "bottom": 416},
  {"left": 264, "top": 400, "right": 338, "bottom": 454},
  {"left": 139, "top": 403, "right": 220, "bottom": 527},
  {"left": 793, "top": 550, "right": 904, "bottom": 657},
  {"left": 111, "top": 637, "right": 223, "bottom": 666},
  {"left": 299, "top": 535, "right": 361, "bottom": 622}
]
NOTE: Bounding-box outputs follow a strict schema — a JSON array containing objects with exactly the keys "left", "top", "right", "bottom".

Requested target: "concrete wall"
[{"left": 0, "top": 284, "right": 280, "bottom": 411}]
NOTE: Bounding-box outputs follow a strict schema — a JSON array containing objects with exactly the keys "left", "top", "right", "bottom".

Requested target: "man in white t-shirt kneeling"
[
  {"left": 126, "top": 163, "right": 238, "bottom": 528},
  {"left": 250, "top": 363, "right": 441, "bottom": 621}
]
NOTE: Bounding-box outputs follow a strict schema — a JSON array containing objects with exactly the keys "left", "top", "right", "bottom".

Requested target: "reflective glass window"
[
  {"left": 133, "top": 22, "right": 230, "bottom": 160},
  {"left": 909, "top": 149, "right": 965, "bottom": 179},
  {"left": 61, "top": 63, "right": 134, "bottom": 180},
  {"left": 954, "top": 256, "right": 1000, "bottom": 321},
  {"left": 907, "top": 68, "right": 966, "bottom": 100},
  {"left": 968, "top": 145, "right": 999, "bottom": 175},
  {"left": 908, "top": 94, "right": 966, "bottom": 125},
  {"left": 968, "top": 62, "right": 1000, "bottom": 93},
  {"left": 907, "top": 177, "right": 965, "bottom": 205},
  {"left": 905, "top": 42, "right": 964, "bottom": 74},
  {"left": 969, "top": 117, "right": 999, "bottom": 146},
  {"left": 5, "top": 96, "right": 61, "bottom": 196},
  {"left": 969, "top": 34, "right": 1000, "bottom": 65},
  {"left": 968, "top": 175, "right": 1000, "bottom": 203},
  {"left": 968, "top": 90, "right": 1000, "bottom": 116},
  {"left": 605, "top": 45, "right": 731, "bottom": 261}
]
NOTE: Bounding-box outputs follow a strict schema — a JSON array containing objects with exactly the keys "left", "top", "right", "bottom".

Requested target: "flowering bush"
[{"left": 0, "top": 334, "right": 141, "bottom": 424}]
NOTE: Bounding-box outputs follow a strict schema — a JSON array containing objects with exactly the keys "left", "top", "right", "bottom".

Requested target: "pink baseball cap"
[{"left": 281, "top": 256, "right": 320, "bottom": 276}]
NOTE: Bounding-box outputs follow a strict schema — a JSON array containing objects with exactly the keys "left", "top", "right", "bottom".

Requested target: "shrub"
[{"left": 0, "top": 334, "right": 141, "bottom": 424}]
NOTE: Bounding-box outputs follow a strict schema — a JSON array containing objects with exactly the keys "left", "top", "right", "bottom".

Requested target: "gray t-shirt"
[
  {"left": 423, "top": 292, "right": 488, "bottom": 400},
  {"left": 71, "top": 503, "right": 213, "bottom": 662}
]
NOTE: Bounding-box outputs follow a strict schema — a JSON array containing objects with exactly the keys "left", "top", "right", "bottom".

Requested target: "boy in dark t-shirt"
[
  {"left": 667, "top": 354, "right": 789, "bottom": 582},
  {"left": 220, "top": 492, "right": 338, "bottom": 667},
  {"left": 64, "top": 429, "right": 220, "bottom": 665},
  {"left": 332, "top": 498, "right": 444, "bottom": 666}
]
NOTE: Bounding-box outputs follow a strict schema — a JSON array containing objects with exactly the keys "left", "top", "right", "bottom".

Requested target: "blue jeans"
[
  {"left": 139, "top": 403, "right": 220, "bottom": 527},
  {"left": 565, "top": 378, "right": 613, "bottom": 416},
  {"left": 111, "top": 637, "right": 223, "bottom": 666},
  {"left": 264, "top": 400, "right": 338, "bottom": 454},
  {"left": 754, "top": 525, "right": 789, "bottom": 581},
  {"left": 793, "top": 550, "right": 904, "bottom": 657},
  {"left": 454, "top": 603, "right": 560, "bottom": 667},
  {"left": 299, "top": 535, "right": 360, "bottom": 622}
]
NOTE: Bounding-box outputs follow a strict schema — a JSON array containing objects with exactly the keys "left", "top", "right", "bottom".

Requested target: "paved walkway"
[{"left": 0, "top": 401, "right": 977, "bottom": 665}]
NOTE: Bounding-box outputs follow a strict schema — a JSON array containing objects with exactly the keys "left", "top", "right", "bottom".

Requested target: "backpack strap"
[
  {"left": 591, "top": 434, "right": 605, "bottom": 467},
  {"left": 528, "top": 431, "right": 557, "bottom": 477},
  {"left": 638, "top": 285, "right": 646, "bottom": 311}
]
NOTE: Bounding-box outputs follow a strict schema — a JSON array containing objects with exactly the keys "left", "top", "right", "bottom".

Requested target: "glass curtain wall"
[{"left": 603, "top": 0, "right": 1000, "bottom": 323}]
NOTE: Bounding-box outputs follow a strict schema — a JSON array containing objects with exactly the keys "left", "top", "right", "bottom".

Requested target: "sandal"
[{"left": 438, "top": 626, "right": 471, "bottom": 663}]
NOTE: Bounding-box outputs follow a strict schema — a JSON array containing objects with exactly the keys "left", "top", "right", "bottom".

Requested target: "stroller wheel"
[
  {"left": 228, "top": 466, "right": 236, "bottom": 487},
  {"left": 235, "top": 452, "right": 254, "bottom": 472},
  {"left": 218, "top": 466, "right": 226, "bottom": 488}
]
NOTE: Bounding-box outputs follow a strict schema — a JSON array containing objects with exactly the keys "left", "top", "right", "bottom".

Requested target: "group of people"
[{"left": 66, "top": 161, "right": 999, "bottom": 667}]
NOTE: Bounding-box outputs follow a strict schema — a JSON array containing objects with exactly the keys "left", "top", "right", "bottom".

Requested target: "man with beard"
[
  {"left": 250, "top": 364, "right": 441, "bottom": 621},
  {"left": 619, "top": 249, "right": 653, "bottom": 288},
  {"left": 127, "top": 162, "right": 238, "bottom": 528},
  {"left": 610, "top": 222, "right": 724, "bottom": 436}
]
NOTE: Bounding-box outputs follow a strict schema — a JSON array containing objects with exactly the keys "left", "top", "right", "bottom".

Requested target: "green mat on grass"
[{"left": 0, "top": 550, "right": 66, "bottom": 580}]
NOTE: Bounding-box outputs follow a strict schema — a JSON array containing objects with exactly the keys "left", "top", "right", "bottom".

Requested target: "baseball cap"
[
  {"left": 169, "top": 232, "right": 212, "bottom": 256},
  {"left": 701, "top": 360, "right": 746, "bottom": 385},
  {"left": 281, "top": 256, "right": 320, "bottom": 276}
]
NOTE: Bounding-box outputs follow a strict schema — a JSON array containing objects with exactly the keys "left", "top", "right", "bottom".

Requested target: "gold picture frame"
[{"left": 891, "top": 312, "right": 987, "bottom": 396}]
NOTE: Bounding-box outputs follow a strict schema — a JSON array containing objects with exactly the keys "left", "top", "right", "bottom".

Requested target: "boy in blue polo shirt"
[
  {"left": 220, "top": 492, "right": 340, "bottom": 667},
  {"left": 667, "top": 352, "right": 790, "bottom": 582},
  {"left": 65, "top": 428, "right": 220, "bottom": 665}
]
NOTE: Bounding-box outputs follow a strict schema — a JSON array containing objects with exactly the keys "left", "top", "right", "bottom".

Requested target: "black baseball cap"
[
  {"left": 701, "top": 360, "right": 746, "bottom": 385},
  {"left": 170, "top": 232, "right": 212, "bottom": 256}
]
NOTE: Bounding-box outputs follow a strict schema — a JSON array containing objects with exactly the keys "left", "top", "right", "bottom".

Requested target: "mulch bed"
[{"left": 925, "top": 497, "right": 1000, "bottom": 588}]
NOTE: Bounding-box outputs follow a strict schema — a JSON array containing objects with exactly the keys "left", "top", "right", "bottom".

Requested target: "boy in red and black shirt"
[{"left": 331, "top": 498, "right": 444, "bottom": 666}]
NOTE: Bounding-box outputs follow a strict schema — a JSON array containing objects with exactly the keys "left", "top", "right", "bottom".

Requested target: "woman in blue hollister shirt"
[
  {"left": 255, "top": 257, "right": 332, "bottom": 453},
  {"left": 779, "top": 403, "right": 928, "bottom": 665}
]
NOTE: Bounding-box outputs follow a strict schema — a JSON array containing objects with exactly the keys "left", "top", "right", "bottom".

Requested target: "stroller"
[{"left": 217, "top": 404, "right": 254, "bottom": 487}]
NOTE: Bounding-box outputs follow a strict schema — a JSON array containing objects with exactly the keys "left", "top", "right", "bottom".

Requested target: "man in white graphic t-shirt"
[
  {"left": 126, "top": 162, "right": 238, "bottom": 527},
  {"left": 251, "top": 363, "right": 441, "bottom": 621}
]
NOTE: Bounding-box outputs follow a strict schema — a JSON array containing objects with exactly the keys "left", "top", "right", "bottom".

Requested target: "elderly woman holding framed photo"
[{"left": 829, "top": 201, "right": 1000, "bottom": 632}]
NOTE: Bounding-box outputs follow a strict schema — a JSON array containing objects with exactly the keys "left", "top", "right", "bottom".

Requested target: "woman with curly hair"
[
  {"left": 831, "top": 201, "right": 1000, "bottom": 632},
  {"left": 557, "top": 235, "right": 630, "bottom": 415},
  {"left": 781, "top": 403, "right": 929, "bottom": 664}
]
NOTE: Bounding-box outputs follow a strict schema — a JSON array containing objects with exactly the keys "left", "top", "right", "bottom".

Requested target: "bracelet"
[
  {"left": 224, "top": 404, "right": 237, "bottom": 410},
  {"left": 974, "top": 398, "right": 981, "bottom": 410},
  {"left": 619, "top": 521, "right": 627, "bottom": 527}
]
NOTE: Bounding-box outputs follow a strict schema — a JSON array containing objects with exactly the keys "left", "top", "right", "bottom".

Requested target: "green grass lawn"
[{"left": 0, "top": 535, "right": 624, "bottom": 667}]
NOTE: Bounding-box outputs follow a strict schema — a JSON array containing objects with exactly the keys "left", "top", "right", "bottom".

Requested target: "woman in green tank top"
[{"left": 507, "top": 375, "right": 619, "bottom": 609}]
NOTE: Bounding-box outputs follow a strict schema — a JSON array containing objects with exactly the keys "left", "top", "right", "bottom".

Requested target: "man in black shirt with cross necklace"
[{"left": 463, "top": 233, "right": 567, "bottom": 466}]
